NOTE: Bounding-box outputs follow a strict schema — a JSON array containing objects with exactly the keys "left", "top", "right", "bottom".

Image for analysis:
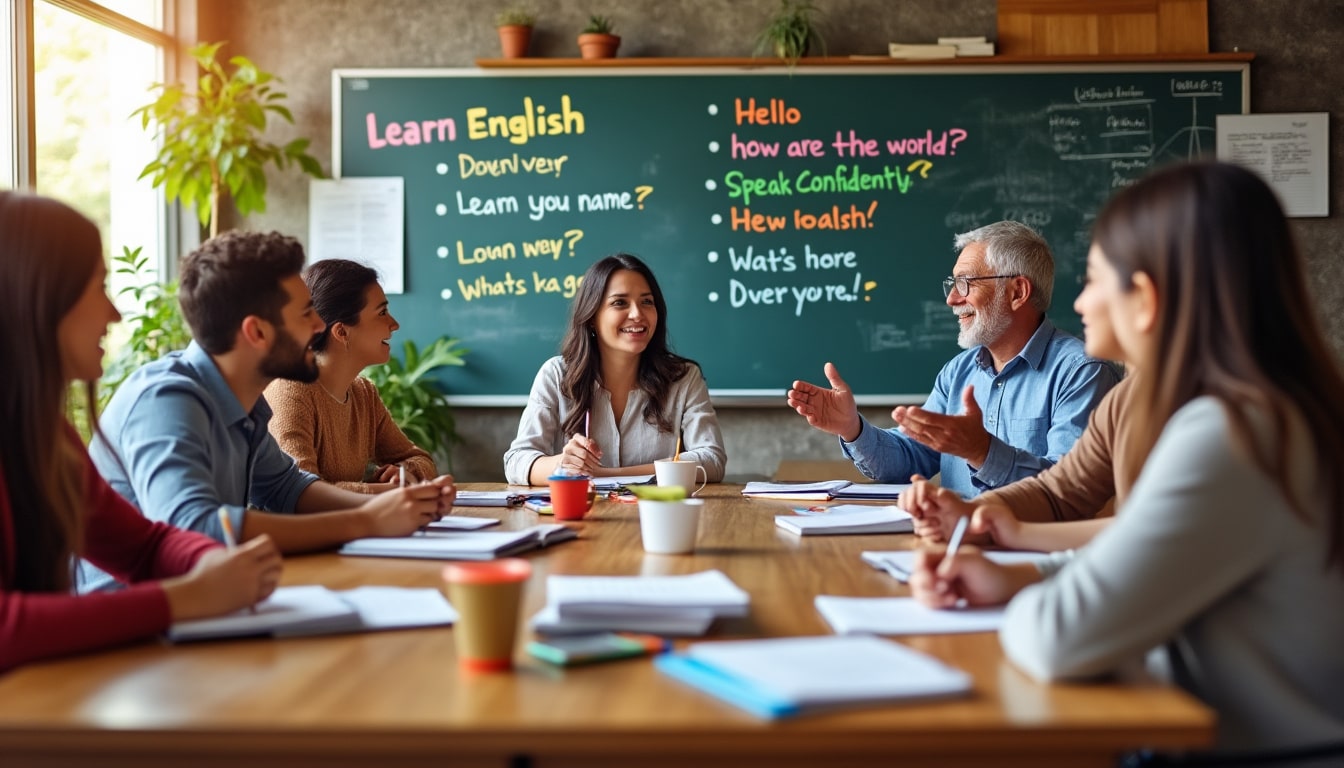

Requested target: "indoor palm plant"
[
  {"left": 132, "top": 41, "right": 325, "bottom": 237},
  {"left": 754, "top": 0, "right": 825, "bottom": 67}
]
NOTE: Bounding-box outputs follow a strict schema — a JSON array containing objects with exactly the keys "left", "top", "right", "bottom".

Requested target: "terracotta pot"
[
  {"left": 577, "top": 32, "right": 620, "bottom": 59},
  {"left": 497, "top": 25, "right": 533, "bottom": 59}
]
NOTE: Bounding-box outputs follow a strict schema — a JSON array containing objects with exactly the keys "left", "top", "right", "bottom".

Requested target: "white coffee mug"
[
  {"left": 654, "top": 459, "right": 707, "bottom": 496},
  {"left": 638, "top": 498, "right": 704, "bottom": 555}
]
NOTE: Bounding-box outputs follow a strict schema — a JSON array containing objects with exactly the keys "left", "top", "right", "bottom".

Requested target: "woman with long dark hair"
[
  {"left": 505, "top": 254, "right": 725, "bottom": 485},
  {"left": 265, "top": 259, "right": 437, "bottom": 492},
  {"left": 910, "top": 162, "right": 1344, "bottom": 759},
  {"left": 0, "top": 191, "right": 282, "bottom": 672}
]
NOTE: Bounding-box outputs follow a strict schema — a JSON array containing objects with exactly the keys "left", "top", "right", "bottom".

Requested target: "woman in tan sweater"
[{"left": 265, "top": 260, "right": 436, "bottom": 492}]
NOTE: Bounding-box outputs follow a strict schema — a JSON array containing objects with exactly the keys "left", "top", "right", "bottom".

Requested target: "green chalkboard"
[{"left": 333, "top": 64, "right": 1247, "bottom": 403}]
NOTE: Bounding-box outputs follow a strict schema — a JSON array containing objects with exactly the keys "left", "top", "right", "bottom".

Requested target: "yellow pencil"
[{"left": 673, "top": 433, "right": 682, "bottom": 462}]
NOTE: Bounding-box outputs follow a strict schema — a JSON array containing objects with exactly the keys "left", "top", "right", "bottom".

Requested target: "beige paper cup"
[
  {"left": 442, "top": 558, "right": 532, "bottom": 672},
  {"left": 638, "top": 498, "right": 704, "bottom": 554}
]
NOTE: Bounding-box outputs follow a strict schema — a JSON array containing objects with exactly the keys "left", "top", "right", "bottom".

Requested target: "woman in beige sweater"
[{"left": 265, "top": 260, "right": 436, "bottom": 493}]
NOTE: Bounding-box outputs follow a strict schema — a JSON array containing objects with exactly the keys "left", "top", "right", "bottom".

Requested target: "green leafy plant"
[
  {"left": 754, "top": 0, "right": 825, "bottom": 67},
  {"left": 101, "top": 246, "right": 192, "bottom": 408},
  {"left": 582, "top": 14, "right": 615, "bottom": 34},
  {"left": 132, "top": 41, "right": 325, "bottom": 237},
  {"left": 496, "top": 8, "right": 535, "bottom": 26},
  {"left": 365, "top": 337, "right": 469, "bottom": 471}
]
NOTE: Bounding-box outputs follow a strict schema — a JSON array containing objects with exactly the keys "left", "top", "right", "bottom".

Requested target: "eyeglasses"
[{"left": 941, "top": 274, "right": 1020, "bottom": 298}]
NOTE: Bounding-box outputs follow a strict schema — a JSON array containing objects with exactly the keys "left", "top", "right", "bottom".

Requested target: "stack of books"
[
  {"left": 531, "top": 569, "right": 750, "bottom": 636},
  {"left": 888, "top": 36, "right": 995, "bottom": 59}
]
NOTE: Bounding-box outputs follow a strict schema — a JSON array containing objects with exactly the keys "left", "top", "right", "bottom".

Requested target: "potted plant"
[
  {"left": 496, "top": 8, "right": 536, "bottom": 59},
  {"left": 577, "top": 15, "right": 620, "bottom": 59},
  {"left": 754, "top": 0, "right": 826, "bottom": 68},
  {"left": 132, "top": 41, "right": 326, "bottom": 237},
  {"left": 365, "top": 337, "right": 470, "bottom": 471}
]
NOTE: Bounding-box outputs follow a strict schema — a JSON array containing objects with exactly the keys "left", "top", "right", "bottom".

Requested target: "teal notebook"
[{"left": 655, "top": 635, "right": 972, "bottom": 719}]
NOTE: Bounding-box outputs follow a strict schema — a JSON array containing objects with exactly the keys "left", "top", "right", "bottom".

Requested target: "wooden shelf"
[{"left": 475, "top": 53, "right": 1253, "bottom": 69}]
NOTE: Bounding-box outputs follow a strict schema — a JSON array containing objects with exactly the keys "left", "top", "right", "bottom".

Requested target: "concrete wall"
[{"left": 207, "top": 0, "right": 1344, "bottom": 481}]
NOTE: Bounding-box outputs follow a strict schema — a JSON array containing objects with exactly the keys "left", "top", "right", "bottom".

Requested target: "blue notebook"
[{"left": 656, "top": 635, "right": 972, "bottom": 719}]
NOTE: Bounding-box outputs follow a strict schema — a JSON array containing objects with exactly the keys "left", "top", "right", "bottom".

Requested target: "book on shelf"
[
  {"left": 888, "top": 43, "right": 959, "bottom": 59},
  {"left": 339, "top": 523, "right": 577, "bottom": 561},
  {"left": 775, "top": 505, "right": 914, "bottom": 536},
  {"left": 167, "top": 584, "right": 457, "bottom": 643},
  {"left": 862, "top": 549, "right": 1054, "bottom": 583},
  {"left": 531, "top": 570, "right": 749, "bottom": 636},
  {"left": 741, "top": 480, "right": 853, "bottom": 501},
  {"left": 933, "top": 36, "right": 996, "bottom": 56},
  {"left": 815, "top": 595, "right": 1006, "bottom": 636},
  {"left": 936, "top": 35, "right": 987, "bottom": 45},
  {"left": 655, "top": 635, "right": 972, "bottom": 719}
]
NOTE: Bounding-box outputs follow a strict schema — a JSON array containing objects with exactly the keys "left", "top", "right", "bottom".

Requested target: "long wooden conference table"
[{"left": 0, "top": 484, "right": 1213, "bottom": 768}]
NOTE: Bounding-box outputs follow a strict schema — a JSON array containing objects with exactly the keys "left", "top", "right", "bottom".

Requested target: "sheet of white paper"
[
  {"left": 815, "top": 595, "right": 1006, "bottom": 636},
  {"left": 861, "top": 550, "right": 1053, "bottom": 583},
  {"left": 548, "top": 570, "right": 750, "bottom": 616},
  {"left": 338, "top": 586, "right": 458, "bottom": 629},
  {"left": 309, "top": 177, "right": 406, "bottom": 292},
  {"left": 1217, "top": 112, "right": 1329, "bottom": 217}
]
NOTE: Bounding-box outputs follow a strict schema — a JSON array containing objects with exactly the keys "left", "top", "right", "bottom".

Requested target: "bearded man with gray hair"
[{"left": 788, "top": 221, "right": 1119, "bottom": 497}]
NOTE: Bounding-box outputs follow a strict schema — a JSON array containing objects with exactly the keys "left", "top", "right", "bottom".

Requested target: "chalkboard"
[{"left": 333, "top": 64, "right": 1247, "bottom": 403}]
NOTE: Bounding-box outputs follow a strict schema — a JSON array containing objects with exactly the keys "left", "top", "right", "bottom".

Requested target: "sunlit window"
[
  {"left": 34, "top": 0, "right": 164, "bottom": 306},
  {"left": 1, "top": 4, "right": 16, "bottom": 190}
]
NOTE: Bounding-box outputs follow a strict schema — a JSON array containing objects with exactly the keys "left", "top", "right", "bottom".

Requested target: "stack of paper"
[
  {"left": 593, "top": 474, "right": 654, "bottom": 491},
  {"left": 531, "top": 570, "right": 750, "bottom": 636},
  {"left": 888, "top": 42, "right": 958, "bottom": 59},
  {"left": 742, "top": 480, "right": 853, "bottom": 501},
  {"left": 453, "top": 490, "right": 527, "bottom": 508},
  {"left": 861, "top": 549, "right": 1054, "bottom": 583},
  {"left": 656, "top": 635, "right": 972, "bottom": 718},
  {"left": 339, "top": 523, "right": 577, "bottom": 561},
  {"left": 937, "top": 35, "right": 996, "bottom": 56},
  {"left": 815, "top": 595, "right": 1005, "bottom": 636},
  {"left": 167, "top": 584, "right": 457, "bottom": 642},
  {"left": 424, "top": 515, "right": 500, "bottom": 531},
  {"left": 775, "top": 505, "right": 913, "bottom": 536}
]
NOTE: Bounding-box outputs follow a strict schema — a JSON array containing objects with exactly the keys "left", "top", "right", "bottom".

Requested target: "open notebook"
[
  {"left": 656, "top": 635, "right": 972, "bottom": 718},
  {"left": 775, "top": 505, "right": 913, "bottom": 535},
  {"left": 167, "top": 585, "right": 457, "bottom": 643},
  {"left": 339, "top": 523, "right": 577, "bottom": 560}
]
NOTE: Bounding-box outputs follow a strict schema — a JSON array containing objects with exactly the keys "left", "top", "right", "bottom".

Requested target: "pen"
[
  {"left": 217, "top": 506, "right": 239, "bottom": 550},
  {"left": 945, "top": 515, "right": 969, "bottom": 561},
  {"left": 399, "top": 463, "right": 406, "bottom": 488},
  {"left": 584, "top": 410, "right": 590, "bottom": 438},
  {"left": 217, "top": 506, "right": 255, "bottom": 613},
  {"left": 673, "top": 432, "right": 682, "bottom": 462}
]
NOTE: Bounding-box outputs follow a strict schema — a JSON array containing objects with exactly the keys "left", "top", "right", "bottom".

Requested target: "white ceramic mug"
[
  {"left": 638, "top": 498, "right": 704, "bottom": 555},
  {"left": 654, "top": 459, "right": 708, "bottom": 496}
]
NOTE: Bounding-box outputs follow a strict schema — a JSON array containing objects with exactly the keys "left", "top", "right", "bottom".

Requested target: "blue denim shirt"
[
  {"left": 81, "top": 342, "right": 318, "bottom": 592},
  {"left": 841, "top": 318, "right": 1119, "bottom": 498}
]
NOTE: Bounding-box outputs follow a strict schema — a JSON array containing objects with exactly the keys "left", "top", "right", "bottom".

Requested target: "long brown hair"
[
  {"left": 558, "top": 254, "right": 695, "bottom": 439},
  {"left": 1094, "top": 161, "right": 1344, "bottom": 569},
  {"left": 0, "top": 192, "right": 102, "bottom": 591}
]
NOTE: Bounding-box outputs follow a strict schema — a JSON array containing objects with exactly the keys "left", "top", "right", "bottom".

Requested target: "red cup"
[
  {"left": 548, "top": 475, "right": 595, "bottom": 520},
  {"left": 442, "top": 558, "right": 532, "bottom": 672}
]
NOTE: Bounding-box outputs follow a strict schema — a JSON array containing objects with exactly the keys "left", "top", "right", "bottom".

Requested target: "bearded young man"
[
  {"left": 788, "top": 221, "right": 1119, "bottom": 498},
  {"left": 81, "top": 231, "right": 455, "bottom": 592}
]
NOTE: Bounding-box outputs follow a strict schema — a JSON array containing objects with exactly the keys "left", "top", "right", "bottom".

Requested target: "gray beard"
[{"left": 956, "top": 287, "right": 1012, "bottom": 349}]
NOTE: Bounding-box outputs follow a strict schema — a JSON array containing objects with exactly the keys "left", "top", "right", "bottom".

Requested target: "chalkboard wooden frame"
[{"left": 332, "top": 62, "right": 1248, "bottom": 406}]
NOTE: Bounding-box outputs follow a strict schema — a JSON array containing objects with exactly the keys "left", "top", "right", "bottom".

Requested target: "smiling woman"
[
  {"left": 503, "top": 253, "right": 727, "bottom": 486},
  {"left": 264, "top": 259, "right": 437, "bottom": 493}
]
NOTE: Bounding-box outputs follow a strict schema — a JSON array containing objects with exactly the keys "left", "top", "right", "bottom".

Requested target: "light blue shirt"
[
  {"left": 840, "top": 318, "right": 1119, "bottom": 498},
  {"left": 81, "top": 342, "right": 318, "bottom": 592}
]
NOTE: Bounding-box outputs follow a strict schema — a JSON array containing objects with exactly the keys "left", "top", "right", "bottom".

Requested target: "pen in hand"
[
  {"left": 399, "top": 463, "right": 406, "bottom": 489},
  {"left": 217, "top": 506, "right": 256, "bottom": 613},
  {"left": 941, "top": 515, "right": 970, "bottom": 609}
]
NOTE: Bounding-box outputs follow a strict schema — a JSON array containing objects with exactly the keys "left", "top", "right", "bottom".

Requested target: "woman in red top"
[{"left": 0, "top": 191, "right": 283, "bottom": 672}]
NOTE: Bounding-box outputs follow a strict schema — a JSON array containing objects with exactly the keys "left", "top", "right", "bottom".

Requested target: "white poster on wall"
[
  {"left": 308, "top": 177, "right": 406, "bottom": 293},
  {"left": 1216, "top": 113, "right": 1329, "bottom": 217}
]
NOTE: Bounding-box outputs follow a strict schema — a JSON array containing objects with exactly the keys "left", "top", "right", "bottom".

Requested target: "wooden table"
[{"left": 0, "top": 485, "right": 1213, "bottom": 768}]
